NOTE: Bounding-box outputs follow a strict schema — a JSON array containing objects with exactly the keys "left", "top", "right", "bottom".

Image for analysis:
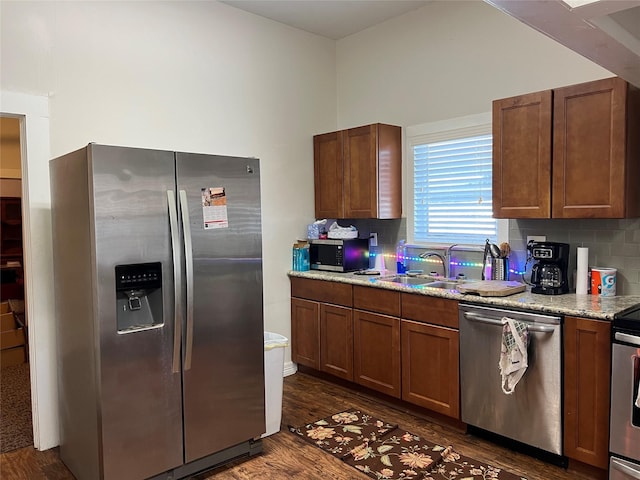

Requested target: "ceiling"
[
  {"left": 221, "top": 0, "right": 640, "bottom": 87},
  {"left": 484, "top": 0, "right": 640, "bottom": 87},
  {"left": 220, "top": 0, "right": 431, "bottom": 39}
]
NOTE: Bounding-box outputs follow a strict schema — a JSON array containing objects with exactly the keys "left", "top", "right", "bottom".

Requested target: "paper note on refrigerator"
[{"left": 201, "top": 187, "right": 228, "bottom": 229}]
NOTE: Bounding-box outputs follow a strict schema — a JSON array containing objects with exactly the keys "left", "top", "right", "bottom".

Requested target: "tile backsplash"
[
  {"left": 343, "top": 217, "right": 640, "bottom": 296},
  {"left": 510, "top": 218, "right": 640, "bottom": 295}
]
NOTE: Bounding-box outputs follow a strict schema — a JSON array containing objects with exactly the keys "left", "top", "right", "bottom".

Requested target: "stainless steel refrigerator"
[{"left": 50, "top": 144, "right": 265, "bottom": 480}]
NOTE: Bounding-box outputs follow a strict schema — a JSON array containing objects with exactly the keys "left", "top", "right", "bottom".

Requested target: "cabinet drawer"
[
  {"left": 353, "top": 286, "right": 400, "bottom": 317},
  {"left": 401, "top": 293, "right": 458, "bottom": 329},
  {"left": 291, "top": 277, "right": 352, "bottom": 306}
]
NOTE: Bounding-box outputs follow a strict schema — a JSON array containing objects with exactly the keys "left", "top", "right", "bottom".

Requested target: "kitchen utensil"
[
  {"left": 499, "top": 242, "right": 511, "bottom": 258},
  {"left": 489, "top": 243, "right": 501, "bottom": 258},
  {"left": 481, "top": 240, "right": 494, "bottom": 280},
  {"left": 491, "top": 257, "right": 509, "bottom": 280}
]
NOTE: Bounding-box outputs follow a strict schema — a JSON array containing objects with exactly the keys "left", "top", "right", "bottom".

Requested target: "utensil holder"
[{"left": 491, "top": 258, "right": 509, "bottom": 281}]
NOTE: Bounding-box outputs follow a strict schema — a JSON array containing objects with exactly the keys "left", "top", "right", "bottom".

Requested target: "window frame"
[{"left": 404, "top": 112, "right": 508, "bottom": 247}]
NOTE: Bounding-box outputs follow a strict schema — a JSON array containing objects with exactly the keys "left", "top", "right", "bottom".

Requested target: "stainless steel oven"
[{"left": 610, "top": 306, "right": 640, "bottom": 480}]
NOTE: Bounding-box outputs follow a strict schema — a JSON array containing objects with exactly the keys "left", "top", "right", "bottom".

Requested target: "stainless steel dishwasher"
[{"left": 459, "top": 304, "right": 563, "bottom": 458}]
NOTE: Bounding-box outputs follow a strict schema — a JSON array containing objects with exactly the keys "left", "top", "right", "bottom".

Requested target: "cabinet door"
[
  {"left": 291, "top": 298, "right": 320, "bottom": 369},
  {"left": 553, "top": 77, "right": 629, "bottom": 218},
  {"left": 563, "top": 315, "right": 611, "bottom": 468},
  {"left": 492, "top": 91, "right": 552, "bottom": 218},
  {"left": 314, "top": 131, "right": 344, "bottom": 219},
  {"left": 320, "top": 304, "right": 353, "bottom": 381},
  {"left": 401, "top": 320, "right": 459, "bottom": 419},
  {"left": 344, "top": 125, "right": 378, "bottom": 218},
  {"left": 353, "top": 310, "right": 401, "bottom": 398},
  {"left": 343, "top": 124, "right": 401, "bottom": 219}
]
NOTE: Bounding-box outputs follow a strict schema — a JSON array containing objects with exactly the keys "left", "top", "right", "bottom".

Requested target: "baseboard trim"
[{"left": 283, "top": 361, "right": 297, "bottom": 377}]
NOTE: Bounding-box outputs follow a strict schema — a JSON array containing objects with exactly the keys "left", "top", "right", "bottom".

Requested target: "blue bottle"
[
  {"left": 292, "top": 244, "right": 301, "bottom": 271},
  {"left": 396, "top": 240, "right": 407, "bottom": 274},
  {"left": 301, "top": 243, "right": 310, "bottom": 271}
]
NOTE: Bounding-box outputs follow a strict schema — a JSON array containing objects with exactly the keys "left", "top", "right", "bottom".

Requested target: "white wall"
[
  {"left": 1, "top": 0, "right": 335, "bottom": 448},
  {"left": 336, "top": 0, "right": 613, "bottom": 129}
]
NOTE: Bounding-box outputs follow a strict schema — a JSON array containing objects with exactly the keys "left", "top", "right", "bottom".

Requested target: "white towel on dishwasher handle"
[
  {"left": 499, "top": 317, "right": 529, "bottom": 395},
  {"left": 636, "top": 378, "right": 640, "bottom": 409}
]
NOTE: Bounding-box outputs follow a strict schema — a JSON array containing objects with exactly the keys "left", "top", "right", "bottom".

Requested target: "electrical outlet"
[
  {"left": 527, "top": 235, "right": 546, "bottom": 245},
  {"left": 370, "top": 233, "right": 378, "bottom": 247}
]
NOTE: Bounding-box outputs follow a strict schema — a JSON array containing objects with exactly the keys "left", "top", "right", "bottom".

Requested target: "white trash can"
[{"left": 262, "top": 331, "right": 289, "bottom": 437}]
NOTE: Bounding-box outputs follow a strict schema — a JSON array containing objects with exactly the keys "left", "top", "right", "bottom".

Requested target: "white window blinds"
[{"left": 413, "top": 133, "right": 496, "bottom": 244}]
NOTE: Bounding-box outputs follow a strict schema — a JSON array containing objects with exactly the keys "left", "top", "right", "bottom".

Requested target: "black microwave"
[{"left": 309, "top": 238, "right": 369, "bottom": 272}]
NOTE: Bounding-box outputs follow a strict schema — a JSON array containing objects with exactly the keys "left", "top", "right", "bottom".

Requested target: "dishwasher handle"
[{"left": 463, "top": 311, "right": 556, "bottom": 333}]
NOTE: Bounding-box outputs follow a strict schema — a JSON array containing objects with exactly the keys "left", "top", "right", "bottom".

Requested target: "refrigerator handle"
[
  {"left": 179, "top": 190, "right": 194, "bottom": 371},
  {"left": 167, "top": 190, "right": 182, "bottom": 374}
]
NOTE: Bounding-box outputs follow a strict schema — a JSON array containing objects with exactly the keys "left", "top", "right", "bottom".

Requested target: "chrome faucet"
[
  {"left": 446, "top": 244, "right": 459, "bottom": 263},
  {"left": 419, "top": 251, "right": 447, "bottom": 278}
]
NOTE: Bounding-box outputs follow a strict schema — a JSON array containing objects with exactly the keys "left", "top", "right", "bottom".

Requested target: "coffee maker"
[{"left": 529, "top": 241, "right": 570, "bottom": 295}]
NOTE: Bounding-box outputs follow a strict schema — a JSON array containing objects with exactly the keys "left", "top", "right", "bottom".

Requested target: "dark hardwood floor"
[{"left": 0, "top": 371, "right": 604, "bottom": 479}]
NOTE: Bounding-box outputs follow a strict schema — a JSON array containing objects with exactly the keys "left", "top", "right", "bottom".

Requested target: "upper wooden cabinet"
[
  {"left": 313, "top": 131, "right": 344, "bottom": 219},
  {"left": 492, "top": 90, "right": 552, "bottom": 218},
  {"left": 313, "top": 123, "right": 402, "bottom": 219},
  {"left": 493, "top": 77, "right": 640, "bottom": 219}
]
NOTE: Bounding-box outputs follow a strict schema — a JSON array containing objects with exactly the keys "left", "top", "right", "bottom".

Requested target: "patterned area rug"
[
  {"left": 0, "top": 363, "right": 33, "bottom": 453},
  {"left": 290, "top": 409, "right": 527, "bottom": 480}
]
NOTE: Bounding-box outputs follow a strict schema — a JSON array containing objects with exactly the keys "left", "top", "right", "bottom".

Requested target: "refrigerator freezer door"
[
  {"left": 176, "top": 153, "right": 265, "bottom": 462},
  {"left": 90, "top": 145, "right": 184, "bottom": 480}
]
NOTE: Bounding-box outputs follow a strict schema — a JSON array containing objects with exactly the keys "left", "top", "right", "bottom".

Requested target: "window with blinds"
[
  {"left": 410, "top": 126, "right": 499, "bottom": 245},
  {"left": 406, "top": 113, "right": 505, "bottom": 246}
]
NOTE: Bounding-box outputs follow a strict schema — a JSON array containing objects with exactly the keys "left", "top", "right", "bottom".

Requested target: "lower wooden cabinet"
[
  {"left": 291, "top": 298, "right": 320, "bottom": 369},
  {"left": 291, "top": 277, "right": 460, "bottom": 418},
  {"left": 353, "top": 309, "right": 401, "bottom": 398},
  {"left": 291, "top": 277, "right": 354, "bottom": 379},
  {"left": 291, "top": 277, "right": 460, "bottom": 420},
  {"left": 320, "top": 304, "right": 353, "bottom": 381},
  {"left": 292, "top": 277, "right": 616, "bottom": 462},
  {"left": 563, "top": 315, "right": 611, "bottom": 469},
  {"left": 401, "top": 319, "right": 459, "bottom": 418},
  {"left": 400, "top": 293, "right": 460, "bottom": 419}
]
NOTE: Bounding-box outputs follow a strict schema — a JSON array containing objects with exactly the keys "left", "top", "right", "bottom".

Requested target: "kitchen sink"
[
  {"left": 376, "top": 274, "right": 465, "bottom": 289},
  {"left": 376, "top": 274, "right": 438, "bottom": 286}
]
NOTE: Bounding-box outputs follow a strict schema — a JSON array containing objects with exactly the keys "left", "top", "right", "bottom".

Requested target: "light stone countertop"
[{"left": 288, "top": 270, "right": 640, "bottom": 321}]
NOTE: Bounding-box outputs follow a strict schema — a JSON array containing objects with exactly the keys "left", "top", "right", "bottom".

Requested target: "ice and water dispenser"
[{"left": 115, "top": 262, "right": 163, "bottom": 333}]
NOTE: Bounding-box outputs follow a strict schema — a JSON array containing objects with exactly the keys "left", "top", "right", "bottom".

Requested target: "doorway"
[
  {"left": 0, "top": 91, "right": 57, "bottom": 452},
  {"left": 0, "top": 115, "right": 33, "bottom": 453}
]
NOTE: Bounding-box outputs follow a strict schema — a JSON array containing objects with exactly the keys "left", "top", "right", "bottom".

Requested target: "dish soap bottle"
[{"left": 396, "top": 240, "right": 407, "bottom": 274}]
